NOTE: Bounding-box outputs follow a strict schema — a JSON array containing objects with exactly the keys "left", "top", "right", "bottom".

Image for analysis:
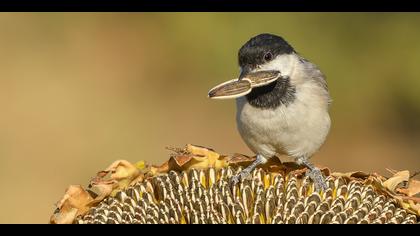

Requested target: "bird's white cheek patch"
[{"left": 258, "top": 54, "right": 296, "bottom": 78}]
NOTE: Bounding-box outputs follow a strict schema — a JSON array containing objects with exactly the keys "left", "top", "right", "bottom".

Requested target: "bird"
[{"left": 209, "top": 33, "right": 331, "bottom": 191}]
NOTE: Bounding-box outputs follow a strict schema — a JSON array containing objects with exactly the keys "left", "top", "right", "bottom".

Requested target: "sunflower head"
[{"left": 50, "top": 144, "right": 420, "bottom": 224}]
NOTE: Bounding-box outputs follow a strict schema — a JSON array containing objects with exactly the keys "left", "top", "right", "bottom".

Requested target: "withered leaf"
[
  {"left": 88, "top": 160, "right": 142, "bottom": 198},
  {"left": 50, "top": 185, "right": 94, "bottom": 224},
  {"left": 185, "top": 144, "right": 227, "bottom": 169},
  {"left": 186, "top": 144, "right": 213, "bottom": 156},
  {"left": 163, "top": 144, "right": 228, "bottom": 172},
  {"left": 150, "top": 161, "right": 169, "bottom": 176},
  {"left": 397, "top": 179, "right": 420, "bottom": 197},
  {"left": 394, "top": 197, "right": 420, "bottom": 216},
  {"left": 227, "top": 153, "right": 255, "bottom": 166},
  {"left": 168, "top": 155, "right": 193, "bottom": 172},
  {"left": 88, "top": 179, "right": 117, "bottom": 204},
  {"left": 383, "top": 170, "right": 409, "bottom": 192},
  {"left": 331, "top": 171, "right": 371, "bottom": 180}
]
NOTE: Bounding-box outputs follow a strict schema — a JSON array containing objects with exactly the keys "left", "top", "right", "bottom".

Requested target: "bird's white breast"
[{"left": 235, "top": 81, "right": 331, "bottom": 159}]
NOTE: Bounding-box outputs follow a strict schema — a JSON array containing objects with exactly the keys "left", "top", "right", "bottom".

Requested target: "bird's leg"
[
  {"left": 296, "top": 157, "right": 327, "bottom": 192},
  {"left": 231, "top": 154, "right": 268, "bottom": 185}
]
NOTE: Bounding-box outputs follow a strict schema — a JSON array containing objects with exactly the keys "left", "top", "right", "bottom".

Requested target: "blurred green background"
[{"left": 1, "top": 13, "right": 420, "bottom": 223}]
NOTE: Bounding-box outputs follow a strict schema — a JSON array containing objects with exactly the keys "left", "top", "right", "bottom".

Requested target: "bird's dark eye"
[{"left": 264, "top": 52, "right": 273, "bottom": 61}]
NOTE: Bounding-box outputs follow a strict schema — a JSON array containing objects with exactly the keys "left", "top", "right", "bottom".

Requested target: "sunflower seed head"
[{"left": 75, "top": 167, "right": 419, "bottom": 224}]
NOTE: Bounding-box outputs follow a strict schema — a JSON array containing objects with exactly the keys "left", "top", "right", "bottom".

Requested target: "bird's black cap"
[
  {"left": 238, "top": 33, "right": 295, "bottom": 69},
  {"left": 238, "top": 34, "right": 297, "bottom": 109}
]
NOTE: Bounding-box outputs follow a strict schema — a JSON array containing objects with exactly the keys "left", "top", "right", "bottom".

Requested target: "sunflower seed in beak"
[
  {"left": 245, "top": 70, "right": 281, "bottom": 88},
  {"left": 208, "top": 79, "right": 252, "bottom": 99},
  {"left": 208, "top": 70, "right": 281, "bottom": 100}
]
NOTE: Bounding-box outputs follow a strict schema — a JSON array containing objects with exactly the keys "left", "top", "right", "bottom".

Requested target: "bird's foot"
[
  {"left": 306, "top": 167, "right": 327, "bottom": 192},
  {"left": 230, "top": 154, "right": 268, "bottom": 186},
  {"left": 296, "top": 157, "right": 327, "bottom": 192},
  {"left": 230, "top": 169, "right": 252, "bottom": 186}
]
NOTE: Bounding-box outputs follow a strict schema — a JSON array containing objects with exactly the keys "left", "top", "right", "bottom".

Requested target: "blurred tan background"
[{"left": 0, "top": 13, "right": 419, "bottom": 223}]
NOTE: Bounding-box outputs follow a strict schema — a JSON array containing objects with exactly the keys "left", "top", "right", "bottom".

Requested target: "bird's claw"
[
  {"left": 230, "top": 169, "right": 251, "bottom": 186},
  {"left": 306, "top": 167, "right": 327, "bottom": 192},
  {"left": 230, "top": 175, "right": 240, "bottom": 186}
]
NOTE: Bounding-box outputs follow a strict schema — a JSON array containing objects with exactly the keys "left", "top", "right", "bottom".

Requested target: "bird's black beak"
[{"left": 238, "top": 67, "right": 251, "bottom": 81}]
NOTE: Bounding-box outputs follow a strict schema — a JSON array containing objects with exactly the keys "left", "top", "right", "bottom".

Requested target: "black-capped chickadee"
[{"left": 209, "top": 33, "right": 331, "bottom": 191}]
